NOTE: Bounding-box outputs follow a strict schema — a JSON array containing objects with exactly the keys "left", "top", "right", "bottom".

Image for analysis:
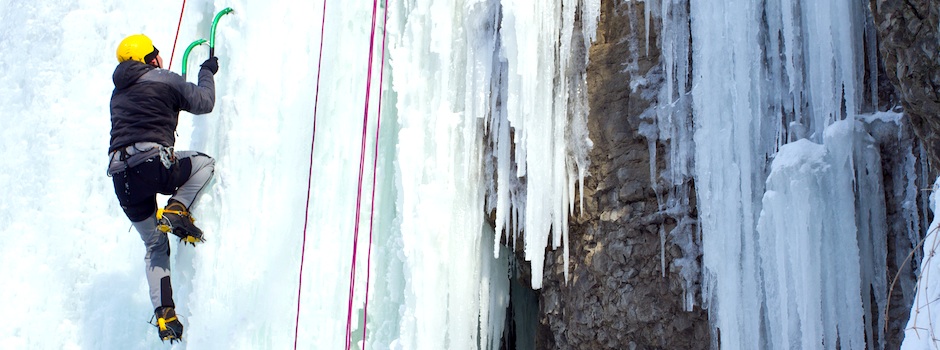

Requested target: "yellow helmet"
[{"left": 116, "top": 34, "right": 159, "bottom": 63}]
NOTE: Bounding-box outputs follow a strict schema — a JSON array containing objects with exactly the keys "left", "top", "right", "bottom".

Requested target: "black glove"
[{"left": 201, "top": 56, "right": 219, "bottom": 75}]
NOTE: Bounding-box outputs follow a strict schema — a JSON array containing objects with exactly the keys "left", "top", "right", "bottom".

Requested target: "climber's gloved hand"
[{"left": 201, "top": 56, "right": 219, "bottom": 75}]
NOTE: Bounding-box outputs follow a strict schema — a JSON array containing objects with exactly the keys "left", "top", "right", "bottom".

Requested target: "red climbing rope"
[
  {"left": 294, "top": 0, "right": 330, "bottom": 349},
  {"left": 360, "top": 1, "right": 390, "bottom": 347},
  {"left": 166, "top": 0, "right": 187, "bottom": 70},
  {"left": 345, "top": 0, "right": 384, "bottom": 348}
]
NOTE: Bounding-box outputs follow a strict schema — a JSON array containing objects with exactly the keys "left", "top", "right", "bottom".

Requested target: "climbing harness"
[{"left": 106, "top": 142, "right": 166, "bottom": 176}]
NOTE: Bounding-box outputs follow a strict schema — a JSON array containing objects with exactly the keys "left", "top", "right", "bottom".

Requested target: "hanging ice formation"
[
  {"left": 395, "top": 0, "right": 602, "bottom": 289},
  {"left": 637, "top": 0, "right": 919, "bottom": 348}
]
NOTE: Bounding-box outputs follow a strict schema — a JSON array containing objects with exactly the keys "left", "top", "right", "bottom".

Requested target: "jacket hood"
[{"left": 112, "top": 61, "right": 153, "bottom": 90}]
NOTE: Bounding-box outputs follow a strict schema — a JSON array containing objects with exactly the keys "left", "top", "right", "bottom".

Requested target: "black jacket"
[{"left": 109, "top": 61, "right": 215, "bottom": 152}]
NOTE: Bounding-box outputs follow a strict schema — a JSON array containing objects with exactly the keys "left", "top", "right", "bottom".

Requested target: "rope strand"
[
  {"left": 345, "top": 0, "right": 383, "bottom": 348},
  {"left": 294, "top": 0, "right": 330, "bottom": 349},
  {"left": 166, "top": 0, "right": 187, "bottom": 70},
  {"left": 360, "top": 1, "right": 390, "bottom": 348}
]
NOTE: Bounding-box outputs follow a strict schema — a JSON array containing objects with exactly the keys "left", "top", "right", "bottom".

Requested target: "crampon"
[
  {"left": 150, "top": 306, "right": 184, "bottom": 343},
  {"left": 156, "top": 201, "right": 205, "bottom": 246}
]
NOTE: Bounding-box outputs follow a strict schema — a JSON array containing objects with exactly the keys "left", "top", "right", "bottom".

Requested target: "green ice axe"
[
  {"left": 181, "top": 38, "right": 207, "bottom": 80},
  {"left": 209, "top": 7, "right": 235, "bottom": 57},
  {"left": 180, "top": 8, "right": 234, "bottom": 80}
]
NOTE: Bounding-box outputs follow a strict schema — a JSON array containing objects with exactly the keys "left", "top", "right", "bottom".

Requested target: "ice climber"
[{"left": 106, "top": 33, "right": 219, "bottom": 343}]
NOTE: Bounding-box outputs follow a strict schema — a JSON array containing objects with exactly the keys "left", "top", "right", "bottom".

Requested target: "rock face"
[
  {"left": 871, "top": 0, "right": 940, "bottom": 173},
  {"left": 533, "top": 2, "right": 709, "bottom": 349}
]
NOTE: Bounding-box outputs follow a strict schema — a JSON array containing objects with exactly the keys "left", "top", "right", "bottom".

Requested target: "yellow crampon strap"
[
  {"left": 156, "top": 208, "right": 189, "bottom": 220},
  {"left": 155, "top": 225, "right": 205, "bottom": 244},
  {"left": 158, "top": 316, "right": 177, "bottom": 330},
  {"left": 155, "top": 207, "right": 203, "bottom": 245},
  {"left": 156, "top": 208, "right": 199, "bottom": 234}
]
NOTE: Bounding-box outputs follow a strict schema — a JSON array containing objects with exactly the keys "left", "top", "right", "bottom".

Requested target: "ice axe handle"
[
  {"left": 181, "top": 38, "right": 207, "bottom": 80},
  {"left": 209, "top": 7, "right": 235, "bottom": 58}
]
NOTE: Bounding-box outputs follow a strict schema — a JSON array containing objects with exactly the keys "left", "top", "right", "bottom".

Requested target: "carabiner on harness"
[{"left": 159, "top": 146, "right": 176, "bottom": 169}]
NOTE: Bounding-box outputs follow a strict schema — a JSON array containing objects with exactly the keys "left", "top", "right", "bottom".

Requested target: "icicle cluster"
[
  {"left": 678, "top": 0, "right": 897, "bottom": 348},
  {"left": 497, "top": 0, "right": 599, "bottom": 289}
]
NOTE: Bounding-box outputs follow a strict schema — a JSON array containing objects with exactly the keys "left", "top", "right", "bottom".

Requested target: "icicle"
[{"left": 499, "top": 0, "right": 597, "bottom": 288}]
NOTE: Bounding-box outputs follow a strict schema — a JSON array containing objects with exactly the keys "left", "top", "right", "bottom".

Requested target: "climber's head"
[{"left": 116, "top": 34, "right": 162, "bottom": 68}]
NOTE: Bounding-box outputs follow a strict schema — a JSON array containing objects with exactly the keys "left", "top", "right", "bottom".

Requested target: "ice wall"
[
  {"left": 684, "top": 0, "right": 887, "bottom": 348},
  {"left": 384, "top": 0, "right": 502, "bottom": 347},
  {"left": 0, "top": 0, "right": 523, "bottom": 348}
]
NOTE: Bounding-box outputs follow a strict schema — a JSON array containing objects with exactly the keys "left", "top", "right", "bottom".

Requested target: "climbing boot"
[
  {"left": 153, "top": 306, "right": 184, "bottom": 343},
  {"left": 157, "top": 200, "right": 205, "bottom": 245}
]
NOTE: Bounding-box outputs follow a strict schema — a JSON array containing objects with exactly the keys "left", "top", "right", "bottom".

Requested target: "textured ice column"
[
  {"left": 817, "top": 121, "right": 868, "bottom": 349},
  {"left": 691, "top": 1, "right": 766, "bottom": 348},
  {"left": 799, "top": 0, "right": 864, "bottom": 137},
  {"left": 500, "top": 0, "right": 598, "bottom": 289},
  {"left": 758, "top": 139, "right": 828, "bottom": 350},
  {"left": 757, "top": 122, "right": 867, "bottom": 350},
  {"left": 387, "top": 0, "right": 516, "bottom": 348},
  {"left": 853, "top": 120, "right": 889, "bottom": 350}
]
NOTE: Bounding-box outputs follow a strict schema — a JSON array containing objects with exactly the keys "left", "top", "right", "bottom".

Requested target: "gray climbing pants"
[{"left": 110, "top": 145, "right": 215, "bottom": 309}]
